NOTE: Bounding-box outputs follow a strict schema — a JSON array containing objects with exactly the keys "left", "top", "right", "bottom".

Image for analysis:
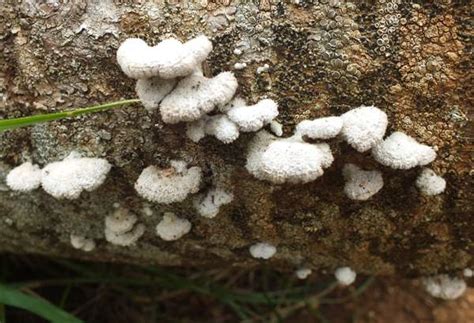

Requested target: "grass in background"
[{"left": 0, "top": 254, "right": 374, "bottom": 323}]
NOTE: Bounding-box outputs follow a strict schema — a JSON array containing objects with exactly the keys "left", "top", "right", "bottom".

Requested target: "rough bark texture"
[{"left": 0, "top": 0, "right": 472, "bottom": 277}]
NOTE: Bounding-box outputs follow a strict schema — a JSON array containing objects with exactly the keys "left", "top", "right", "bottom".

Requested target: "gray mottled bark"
[{"left": 0, "top": 0, "right": 472, "bottom": 277}]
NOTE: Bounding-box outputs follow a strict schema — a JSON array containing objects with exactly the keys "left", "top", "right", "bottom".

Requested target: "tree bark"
[{"left": 0, "top": 0, "right": 472, "bottom": 277}]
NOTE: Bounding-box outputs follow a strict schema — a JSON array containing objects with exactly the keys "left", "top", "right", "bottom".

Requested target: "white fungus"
[
  {"left": 256, "top": 64, "right": 270, "bottom": 74},
  {"left": 233, "top": 62, "right": 247, "bottom": 70},
  {"left": 341, "top": 106, "right": 388, "bottom": 152},
  {"left": 249, "top": 242, "right": 277, "bottom": 259},
  {"left": 193, "top": 187, "right": 234, "bottom": 218},
  {"left": 204, "top": 115, "right": 240, "bottom": 144},
  {"left": 117, "top": 35, "right": 212, "bottom": 79},
  {"left": 227, "top": 99, "right": 279, "bottom": 132},
  {"left": 372, "top": 132, "right": 436, "bottom": 169},
  {"left": 416, "top": 168, "right": 446, "bottom": 196},
  {"left": 218, "top": 96, "right": 247, "bottom": 114},
  {"left": 135, "top": 76, "right": 176, "bottom": 112},
  {"left": 334, "top": 267, "right": 357, "bottom": 286},
  {"left": 342, "top": 164, "right": 383, "bottom": 201},
  {"left": 41, "top": 153, "right": 111, "bottom": 200},
  {"left": 186, "top": 117, "right": 208, "bottom": 143},
  {"left": 463, "top": 268, "right": 473, "bottom": 278},
  {"left": 155, "top": 212, "right": 192, "bottom": 241},
  {"left": 135, "top": 161, "right": 202, "bottom": 204},
  {"left": 159, "top": 72, "right": 238, "bottom": 124},
  {"left": 70, "top": 234, "right": 96, "bottom": 252},
  {"left": 104, "top": 208, "right": 145, "bottom": 247},
  {"left": 422, "top": 275, "right": 467, "bottom": 300},
  {"left": 270, "top": 120, "right": 283, "bottom": 137},
  {"left": 295, "top": 267, "right": 312, "bottom": 280},
  {"left": 246, "top": 131, "right": 334, "bottom": 184},
  {"left": 6, "top": 162, "right": 42, "bottom": 192},
  {"left": 295, "top": 116, "right": 343, "bottom": 140}
]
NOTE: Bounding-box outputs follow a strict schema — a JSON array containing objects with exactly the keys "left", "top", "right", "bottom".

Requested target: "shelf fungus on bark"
[
  {"left": 372, "top": 132, "right": 436, "bottom": 169},
  {"left": 104, "top": 208, "right": 145, "bottom": 247},
  {"left": 70, "top": 234, "right": 96, "bottom": 252},
  {"left": 341, "top": 106, "right": 388, "bottom": 152},
  {"left": 6, "top": 162, "right": 42, "bottom": 192},
  {"left": 246, "top": 131, "right": 334, "bottom": 184},
  {"left": 135, "top": 160, "right": 202, "bottom": 204},
  {"left": 342, "top": 163, "right": 383, "bottom": 201},
  {"left": 117, "top": 35, "right": 212, "bottom": 79},
  {"left": 422, "top": 275, "right": 466, "bottom": 300},
  {"left": 193, "top": 187, "right": 234, "bottom": 219},
  {"left": 155, "top": 212, "right": 192, "bottom": 241},
  {"left": 334, "top": 267, "right": 357, "bottom": 286},
  {"left": 249, "top": 242, "right": 277, "bottom": 260},
  {"left": 416, "top": 168, "right": 446, "bottom": 196}
]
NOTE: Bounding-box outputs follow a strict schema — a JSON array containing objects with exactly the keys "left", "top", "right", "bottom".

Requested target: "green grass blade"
[
  {"left": 0, "top": 99, "right": 140, "bottom": 131},
  {"left": 0, "top": 283, "right": 83, "bottom": 323}
]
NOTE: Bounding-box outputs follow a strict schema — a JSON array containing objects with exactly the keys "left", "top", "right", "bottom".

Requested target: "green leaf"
[
  {"left": 0, "top": 99, "right": 140, "bottom": 132},
  {"left": 0, "top": 283, "right": 83, "bottom": 323}
]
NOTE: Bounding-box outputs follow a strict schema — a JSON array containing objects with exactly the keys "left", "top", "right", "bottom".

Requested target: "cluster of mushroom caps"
[{"left": 5, "top": 34, "right": 463, "bottom": 299}]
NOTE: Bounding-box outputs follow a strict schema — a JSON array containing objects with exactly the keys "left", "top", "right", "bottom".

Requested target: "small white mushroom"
[
  {"left": 233, "top": 62, "right": 247, "bottom": 70},
  {"left": 227, "top": 99, "right": 279, "bottom": 132},
  {"left": 159, "top": 72, "right": 238, "bottom": 124},
  {"left": 156, "top": 212, "right": 191, "bottom": 241},
  {"left": 256, "top": 64, "right": 270, "bottom": 74},
  {"left": 70, "top": 234, "right": 96, "bottom": 252},
  {"left": 463, "top": 268, "right": 473, "bottom": 278},
  {"left": 135, "top": 165, "right": 201, "bottom": 204},
  {"left": 135, "top": 77, "right": 176, "bottom": 112},
  {"left": 334, "top": 267, "right": 357, "bottom": 286},
  {"left": 372, "top": 132, "right": 436, "bottom": 169},
  {"left": 249, "top": 242, "right": 276, "bottom": 259},
  {"left": 117, "top": 35, "right": 212, "bottom": 79},
  {"left": 295, "top": 116, "right": 343, "bottom": 140},
  {"left": 422, "top": 275, "right": 466, "bottom": 300},
  {"left": 205, "top": 115, "right": 240, "bottom": 144},
  {"left": 135, "top": 160, "right": 202, "bottom": 204},
  {"left": 41, "top": 153, "right": 111, "bottom": 200},
  {"left": 416, "top": 168, "right": 446, "bottom": 196},
  {"left": 6, "top": 162, "right": 42, "bottom": 192},
  {"left": 193, "top": 187, "right": 234, "bottom": 218},
  {"left": 342, "top": 164, "right": 383, "bottom": 201},
  {"left": 341, "top": 106, "right": 388, "bottom": 152},
  {"left": 295, "top": 267, "right": 312, "bottom": 280},
  {"left": 104, "top": 208, "right": 145, "bottom": 247},
  {"left": 246, "top": 131, "right": 334, "bottom": 184},
  {"left": 270, "top": 120, "right": 283, "bottom": 137}
]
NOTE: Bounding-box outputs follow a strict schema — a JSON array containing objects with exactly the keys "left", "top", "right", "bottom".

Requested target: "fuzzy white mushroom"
[
  {"left": 117, "top": 35, "right": 212, "bottom": 79},
  {"left": 41, "top": 153, "right": 111, "bottom": 199},
  {"left": 249, "top": 242, "right": 276, "bottom": 259},
  {"left": 104, "top": 208, "right": 145, "bottom": 247},
  {"left": 193, "top": 187, "right": 234, "bottom": 218},
  {"left": 135, "top": 160, "right": 202, "bottom": 204},
  {"left": 342, "top": 164, "right": 383, "bottom": 201},
  {"left": 135, "top": 77, "right": 177, "bottom": 112},
  {"left": 218, "top": 96, "right": 247, "bottom": 113},
  {"left": 159, "top": 72, "right": 238, "bottom": 124},
  {"left": 295, "top": 116, "right": 343, "bottom": 140},
  {"left": 372, "top": 132, "right": 436, "bottom": 169},
  {"left": 270, "top": 120, "right": 283, "bottom": 137},
  {"left": 70, "top": 234, "right": 96, "bottom": 252},
  {"left": 6, "top": 162, "right": 42, "bottom": 192},
  {"left": 334, "top": 267, "right": 357, "bottom": 286},
  {"left": 463, "top": 268, "right": 473, "bottom": 278},
  {"left": 341, "top": 106, "right": 388, "bottom": 152},
  {"left": 186, "top": 118, "right": 208, "bottom": 143},
  {"left": 227, "top": 99, "right": 279, "bottom": 132},
  {"left": 295, "top": 267, "right": 312, "bottom": 280},
  {"left": 416, "top": 168, "right": 446, "bottom": 196},
  {"left": 156, "top": 212, "right": 191, "bottom": 241},
  {"left": 205, "top": 115, "right": 240, "bottom": 144},
  {"left": 246, "top": 131, "right": 334, "bottom": 184},
  {"left": 422, "top": 275, "right": 467, "bottom": 300}
]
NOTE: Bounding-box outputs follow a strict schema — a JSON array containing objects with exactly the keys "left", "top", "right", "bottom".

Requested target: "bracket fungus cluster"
[
  {"left": 6, "top": 152, "right": 111, "bottom": 200},
  {"left": 422, "top": 275, "right": 467, "bottom": 300},
  {"left": 70, "top": 234, "right": 96, "bottom": 252},
  {"left": 155, "top": 212, "right": 192, "bottom": 241},
  {"left": 104, "top": 208, "right": 145, "bottom": 247}
]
